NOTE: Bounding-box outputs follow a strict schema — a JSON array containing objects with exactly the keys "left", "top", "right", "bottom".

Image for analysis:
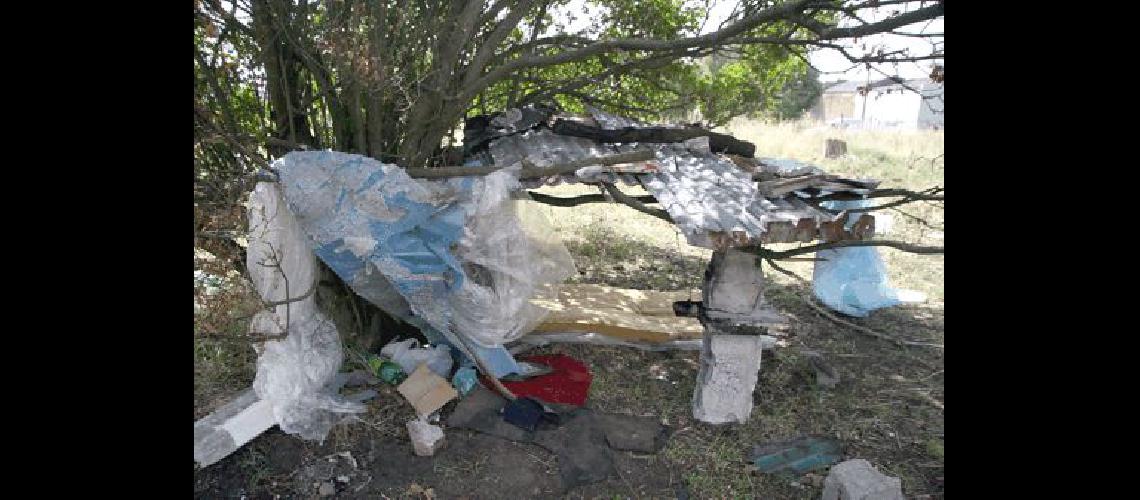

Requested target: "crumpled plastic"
[
  {"left": 380, "top": 338, "right": 453, "bottom": 377},
  {"left": 812, "top": 198, "right": 926, "bottom": 317},
  {"left": 449, "top": 172, "right": 575, "bottom": 347},
  {"left": 246, "top": 182, "right": 365, "bottom": 441},
  {"left": 273, "top": 150, "right": 574, "bottom": 361}
]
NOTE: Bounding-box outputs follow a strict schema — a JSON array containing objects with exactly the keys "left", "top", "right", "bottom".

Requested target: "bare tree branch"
[
  {"left": 890, "top": 206, "right": 943, "bottom": 231},
  {"left": 750, "top": 239, "right": 943, "bottom": 259},
  {"left": 764, "top": 258, "right": 943, "bottom": 349},
  {"left": 195, "top": 103, "right": 269, "bottom": 168},
  {"left": 812, "top": 187, "right": 943, "bottom": 202},
  {"left": 601, "top": 182, "right": 673, "bottom": 222},
  {"left": 465, "top": 0, "right": 820, "bottom": 99},
  {"left": 528, "top": 191, "right": 658, "bottom": 207}
]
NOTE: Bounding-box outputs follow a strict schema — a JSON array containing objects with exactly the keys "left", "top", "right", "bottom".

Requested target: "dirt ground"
[
  {"left": 194, "top": 122, "right": 944, "bottom": 499},
  {"left": 194, "top": 267, "right": 943, "bottom": 499}
]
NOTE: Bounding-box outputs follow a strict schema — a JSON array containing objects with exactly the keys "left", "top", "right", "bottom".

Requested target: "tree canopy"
[{"left": 194, "top": 0, "right": 944, "bottom": 202}]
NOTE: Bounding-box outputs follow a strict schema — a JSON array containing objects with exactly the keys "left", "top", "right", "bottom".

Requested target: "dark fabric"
[
  {"left": 503, "top": 397, "right": 545, "bottom": 432},
  {"left": 447, "top": 386, "right": 670, "bottom": 491}
]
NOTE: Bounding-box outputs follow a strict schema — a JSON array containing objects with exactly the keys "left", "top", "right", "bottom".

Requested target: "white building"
[{"left": 811, "top": 78, "right": 943, "bottom": 130}]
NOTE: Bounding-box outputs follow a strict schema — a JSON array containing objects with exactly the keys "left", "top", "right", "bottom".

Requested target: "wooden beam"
[
  {"left": 755, "top": 174, "right": 837, "bottom": 197},
  {"left": 404, "top": 150, "right": 655, "bottom": 179},
  {"left": 527, "top": 191, "right": 658, "bottom": 207}
]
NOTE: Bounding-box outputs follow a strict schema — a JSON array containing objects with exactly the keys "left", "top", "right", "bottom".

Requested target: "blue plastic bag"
[{"left": 812, "top": 199, "right": 919, "bottom": 317}]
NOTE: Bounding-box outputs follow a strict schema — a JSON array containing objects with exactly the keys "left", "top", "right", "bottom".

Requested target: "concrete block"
[
  {"left": 406, "top": 417, "right": 446, "bottom": 456},
  {"left": 691, "top": 334, "right": 764, "bottom": 424}
]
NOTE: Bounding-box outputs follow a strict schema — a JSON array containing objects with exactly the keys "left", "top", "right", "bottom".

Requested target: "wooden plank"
[
  {"left": 755, "top": 174, "right": 837, "bottom": 197},
  {"left": 531, "top": 284, "right": 705, "bottom": 344},
  {"left": 405, "top": 150, "right": 654, "bottom": 179}
]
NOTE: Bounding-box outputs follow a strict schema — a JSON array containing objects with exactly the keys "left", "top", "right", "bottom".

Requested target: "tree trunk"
[
  {"left": 248, "top": 0, "right": 416, "bottom": 351},
  {"left": 824, "top": 138, "right": 847, "bottom": 158},
  {"left": 251, "top": 0, "right": 316, "bottom": 154}
]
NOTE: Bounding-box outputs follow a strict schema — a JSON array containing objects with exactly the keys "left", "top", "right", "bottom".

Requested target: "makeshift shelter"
[{"left": 195, "top": 104, "right": 920, "bottom": 466}]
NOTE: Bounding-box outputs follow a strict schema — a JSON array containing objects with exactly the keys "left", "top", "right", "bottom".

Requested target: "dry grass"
[{"left": 724, "top": 118, "right": 945, "bottom": 305}]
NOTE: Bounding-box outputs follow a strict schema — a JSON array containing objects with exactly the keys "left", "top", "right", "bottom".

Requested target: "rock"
[
  {"left": 702, "top": 249, "right": 786, "bottom": 328},
  {"left": 406, "top": 417, "right": 446, "bottom": 456},
  {"left": 821, "top": 459, "right": 904, "bottom": 500},
  {"left": 808, "top": 473, "right": 824, "bottom": 488},
  {"left": 595, "top": 413, "right": 668, "bottom": 453},
  {"left": 692, "top": 334, "right": 764, "bottom": 424},
  {"left": 802, "top": 350, "right": 840, "bottom": 388},
  {"left": 318, "top": 481, "right": 336, "bottom": 497}
]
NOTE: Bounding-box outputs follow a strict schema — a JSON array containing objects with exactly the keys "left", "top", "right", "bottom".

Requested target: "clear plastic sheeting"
[
  {"left": 273, "top": 151, "right": 574, "bottom": 362},
  {"left": 451, "top": 187, "right": 575, "bottom": 347},
  {"left": 812, "top": 198, "right": 927, "bottom": 317},
  {"left": 246, "top": 182, "right": 365, "bottom": 441}
]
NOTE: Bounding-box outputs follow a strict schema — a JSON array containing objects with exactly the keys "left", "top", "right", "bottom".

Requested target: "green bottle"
[
  {"left": 368, "top": 355, "right": 407, "bottom": 385},
  {"left": 379, "top": 361, "right": 407, "bottom": 385}
]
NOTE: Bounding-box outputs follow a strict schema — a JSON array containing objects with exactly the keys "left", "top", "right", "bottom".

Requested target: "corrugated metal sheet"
[
  {"left": 488, "top": 129, "right": 645, "bottom": 188},
  {"left": 483, "top": 117, "right": 875, "bottom": 249},
  {"left": 584, "top": 105, "right": 647, "bottom": 129}
]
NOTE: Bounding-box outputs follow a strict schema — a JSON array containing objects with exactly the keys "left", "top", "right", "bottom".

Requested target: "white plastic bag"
[
  {"left": 812, "top": 198, "right": 926, "bottom": 317},
  {"left": 380, "top": 339, "right": 454, "bottom": 377}
]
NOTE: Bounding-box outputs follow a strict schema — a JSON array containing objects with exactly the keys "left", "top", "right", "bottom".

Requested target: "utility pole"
[{"left": 860, "top": 68, "right": 869, "bottom": 128}]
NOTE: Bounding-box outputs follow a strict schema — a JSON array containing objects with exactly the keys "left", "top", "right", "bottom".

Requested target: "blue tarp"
[{"left": 274, "top": 151, "right": 525, "bottom": 377}]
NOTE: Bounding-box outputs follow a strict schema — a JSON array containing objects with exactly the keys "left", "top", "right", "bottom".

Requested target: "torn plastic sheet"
[
  {"left": 273, "top": 151, "right": 574, "bottom": 375},
  {"left": 812, "top": 198, "right": 927, "bottom": 317},
  {"left": 245, "top": 182, "right": 366, "bottom": 441}
]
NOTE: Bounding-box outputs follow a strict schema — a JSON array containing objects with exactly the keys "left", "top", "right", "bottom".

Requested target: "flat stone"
[
  {"left": 821, "top": 459, "right": 905, "bottom": 500},
  {"left": 702, "top": 248, "right": 786, "bottom": 328},
  {"left": 446, "top": 386, "right": 531, "bottom": 443},
  {"left": 595, "top": 414, "right": 668, "bottom": 453}
]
